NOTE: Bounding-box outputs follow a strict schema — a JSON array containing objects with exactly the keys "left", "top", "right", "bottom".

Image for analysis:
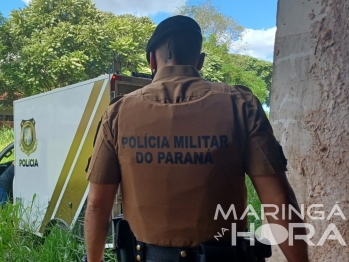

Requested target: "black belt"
[
  {"left": 134, "top": 240, "right": 262, "bottom": 262},
  {"left": 135, "top": 241, "right": 197, "bottom": 262},
  {"left": 113, "top": 217, "right": 271, "bottom": 262}
]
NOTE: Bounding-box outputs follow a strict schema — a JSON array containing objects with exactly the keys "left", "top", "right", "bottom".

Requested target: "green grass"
[
  {"left": 0, "top": 202, "right": 86, "bottom": 262},
  {"left": 0, "top": 200, "right": 120, "bottom": 262},
  {"left": 246, "top": 176, "right": 262, "bottom": 230},
  {"left": 0, "top": 126, "right": 14, "bottom": 164}
]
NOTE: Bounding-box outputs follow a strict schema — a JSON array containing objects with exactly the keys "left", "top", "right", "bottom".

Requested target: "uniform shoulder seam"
[
  {"left": 228, "top": 84, "right": 254, "bottom": 103},
  {"left": 230, "top": 84, "right": 253, "bottom": 94},
  {"left": 106, "top": 95, "right": 125, "bottom": 122},
  {"left": 109, "top": 95, "right": 124, "bottom": 106}
]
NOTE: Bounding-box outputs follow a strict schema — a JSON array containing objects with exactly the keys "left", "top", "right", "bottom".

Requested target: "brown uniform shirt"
[{"left": 87, "top": 65, "right": 287, "bottom": 248}]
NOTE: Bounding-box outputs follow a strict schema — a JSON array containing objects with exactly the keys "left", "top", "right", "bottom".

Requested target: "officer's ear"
[
  {"left": 196, "top": 52, "right": 206, "bottom": 71},
  {"left": 149, "top": 51, "right": 157, "bottom": 72}
]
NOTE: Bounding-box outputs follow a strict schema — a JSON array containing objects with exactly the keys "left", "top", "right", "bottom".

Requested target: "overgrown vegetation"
[
  {"left": 0, "top": 0, "right": 272, "bottom": 107},
  {"left": 0, "top": 201, "right": 83, "bottom": 261},
  {"left": 0, "top": 128, "right": 88, "bottom": 261},
  {"left": 0, "top": 200, "right": 120, "bottom": 261},
  {"left": 0, "top": 126, "right": 13, "bottom": 148}
]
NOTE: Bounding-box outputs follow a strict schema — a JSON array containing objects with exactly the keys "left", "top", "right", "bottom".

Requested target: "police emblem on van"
[{"left": 20, "top": 118, "right": 38, "bottom": 156}]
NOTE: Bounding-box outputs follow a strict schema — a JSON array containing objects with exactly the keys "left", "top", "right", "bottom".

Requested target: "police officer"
[{"left": 84, "top": 15, "right": 309, "bottom": 262}]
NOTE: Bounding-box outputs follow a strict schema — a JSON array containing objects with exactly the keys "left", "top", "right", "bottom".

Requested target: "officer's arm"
[
  {"left": 85, "top": 182, "right": 119, "bottom": 262},
  {"left": 249, "top": 172, "right": 309, "bottom": 262}
]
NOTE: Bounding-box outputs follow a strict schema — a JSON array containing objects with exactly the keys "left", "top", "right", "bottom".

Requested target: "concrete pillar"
[{"left": 270, "top": 0, "right": 349, "bottom": 260}]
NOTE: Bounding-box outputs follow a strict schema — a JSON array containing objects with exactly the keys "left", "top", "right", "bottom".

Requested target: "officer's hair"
[{"left": 157, "top": 30, "right": 202, "bottom": 65}]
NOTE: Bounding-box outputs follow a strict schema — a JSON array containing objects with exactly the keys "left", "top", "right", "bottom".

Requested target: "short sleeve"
[
  {"left": 86, "top": 111, "right": 121, "bottom": 184},
  {"left": 245, "top": 96, "right": 287, "bottom": 176}
]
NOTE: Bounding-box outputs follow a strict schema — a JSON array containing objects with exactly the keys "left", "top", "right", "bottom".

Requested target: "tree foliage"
[
  {"left": 229, "top": 54, "right": 273, "bottom": 106},
  {"left": 0, "top": 0, "right": 155, "bottom": 107},
  {"left": 200, "top": 35, "right": 271, "bottom": 104},
  {"left": 175, "top": 1, "right": 271, "bottom": 105},
  {"left": 175, "top": 0, "right": 244, "bottom": 47},
  {"left": 0, "top": 0, "right": 272, "bottom": 107}
]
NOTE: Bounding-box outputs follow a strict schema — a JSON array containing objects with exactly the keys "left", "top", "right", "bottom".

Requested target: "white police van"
[{"left": 9, "top": 73, "right": 151, "bottom": 244}]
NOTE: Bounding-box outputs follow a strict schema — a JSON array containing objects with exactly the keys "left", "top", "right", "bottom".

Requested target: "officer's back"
[{"left": 84, "top": 15, "right": 309, "bottom": 262}]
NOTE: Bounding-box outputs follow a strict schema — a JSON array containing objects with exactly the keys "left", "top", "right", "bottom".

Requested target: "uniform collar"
[{"left": 152, "top": 65, "right": 202, "bottom": 83}]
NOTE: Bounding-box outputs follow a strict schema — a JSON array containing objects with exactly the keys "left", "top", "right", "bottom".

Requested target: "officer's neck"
[{"left": 157, "top": 61, "right": 198, "bottom": 71}]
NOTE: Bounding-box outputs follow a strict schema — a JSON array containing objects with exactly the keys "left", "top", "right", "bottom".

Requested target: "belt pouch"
[{"left": 115, "top": 219, "right": 136, "bottom": 262}]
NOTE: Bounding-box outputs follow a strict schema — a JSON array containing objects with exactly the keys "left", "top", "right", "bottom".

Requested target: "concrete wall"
[{"left": 270, "top": 0, "right": 349, "bottom": 260}]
